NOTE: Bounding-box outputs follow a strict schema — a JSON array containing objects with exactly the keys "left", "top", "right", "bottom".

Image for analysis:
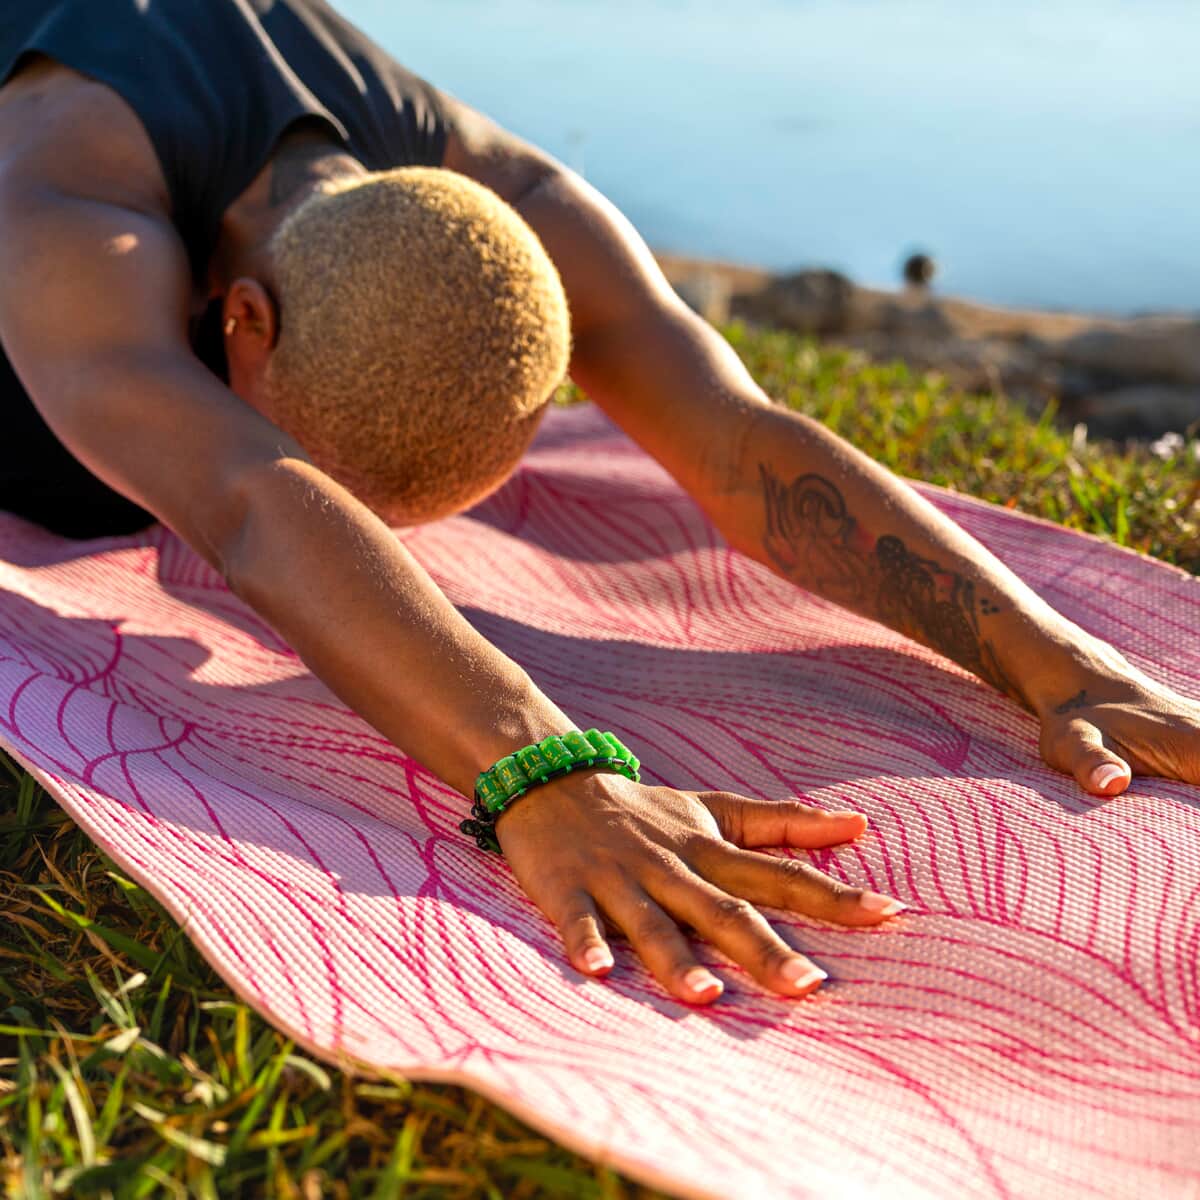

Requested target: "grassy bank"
[
  {"left": 723, "top": 323, "right": 1200, "bottom": 572},
  {"left": 3, "top": 327, "right": 1197, "bottom": 1199}
]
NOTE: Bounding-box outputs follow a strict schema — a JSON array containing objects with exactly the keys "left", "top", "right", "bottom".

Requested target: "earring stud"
[{"left": 224, "top": 316, "right": 238, "bottom": 336}]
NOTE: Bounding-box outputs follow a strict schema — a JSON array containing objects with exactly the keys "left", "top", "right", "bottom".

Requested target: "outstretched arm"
[
  {"left": 501, "top": 162, "right": 1200, "bottom": 797},
  {"left": 0, "top": 116, "right": 904, "bottom": 1005}
]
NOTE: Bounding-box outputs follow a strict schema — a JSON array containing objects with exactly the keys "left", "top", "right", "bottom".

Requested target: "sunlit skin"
[{"left": 1, "top": 56, "right": 1198, "bottom": 1007}]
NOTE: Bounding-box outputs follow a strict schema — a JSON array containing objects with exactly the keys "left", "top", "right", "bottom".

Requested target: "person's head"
[{"left": 222, "top": 166, "right": 571, "bottom": 525}]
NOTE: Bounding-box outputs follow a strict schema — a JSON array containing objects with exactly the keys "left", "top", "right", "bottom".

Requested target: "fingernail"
[
  {"left": 780, "top": 959, "right": 827, "bottom": 990},
  {"left": 829, "top": 810, "right": 865, "bottom": 820},
  {"left": 859, "top": 892, "right": 907, "bottom": 916},
  {"left": 683, "top": 967, "right": 723, "bottom": 996},
  {"left": 583, "top": 946, "right": 613, "bottom": 973},
  {"left": 1091, "top": 764, "right": 1125, "bottom": 792}
]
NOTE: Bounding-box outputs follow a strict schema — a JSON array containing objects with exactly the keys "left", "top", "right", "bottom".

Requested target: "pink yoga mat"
[{"left": 1, "top": 403, "right": 1198, "bottom": 1199}]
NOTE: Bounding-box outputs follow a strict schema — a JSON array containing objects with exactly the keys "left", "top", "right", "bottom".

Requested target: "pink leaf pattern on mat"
[{"left": 1, "top": 404, "right": 1198, "bottom": 1199}]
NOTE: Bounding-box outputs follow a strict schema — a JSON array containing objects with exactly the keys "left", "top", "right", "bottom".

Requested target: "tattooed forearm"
[
  {"left": 759, "top": 463, "right": 1025, "bottom": 704},
  {"left": 758, "top": 466, "right": 875, "bottom": 602}
]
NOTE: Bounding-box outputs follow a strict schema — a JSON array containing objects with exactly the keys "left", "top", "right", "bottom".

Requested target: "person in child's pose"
[{"left": 1, "top": 1, "right": 1196, "bottom": 1006}]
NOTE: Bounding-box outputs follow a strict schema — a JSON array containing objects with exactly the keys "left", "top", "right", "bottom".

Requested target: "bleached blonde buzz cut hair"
[{"left": 260, "top": 166, "right": 571, "bottom": 525}]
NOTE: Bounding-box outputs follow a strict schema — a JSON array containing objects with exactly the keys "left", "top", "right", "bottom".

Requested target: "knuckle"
[
  {"left": 818, "top": 874, "right": 855, "bottom": 903},
  {"left": 704, "top": 794, "right": 743, "bottom": 841},
  {"left": 777, "top": 857, "right": 817, "bottom": 882},
  {"left": 537, "top": 859, "right": 591, "bottom": 891},
  {"left": 779, "top": 858, "right": 843, "bottom": 898},
  {"left": 639, "top": 842, "right": 682, "bottom": 875},
  {"left": 631, "top": 912, "right": 673, "bottom": 943},
  {"left": 832, "top": 882, "right": 861, "bottom": 906},
  {"left": 558, "top": 906, "right": 596, "bottom": 937},
  {"left": 625, "top": 898, "right": 671, "bottom": 944},
  {"left": 756, "top": 940, "right": 792, "bottom": 975},
  {"left": 708, "top": 895, "right": 758, "bottom": 930},
  {"left": 581, "top": 848, "right": 626, "bottom": 879},
  {"left": 678, "top": 830, "right": 719, "bottom": 860},
  {"left": 776, "top": 856, "right": 854, "bottom": 904}
]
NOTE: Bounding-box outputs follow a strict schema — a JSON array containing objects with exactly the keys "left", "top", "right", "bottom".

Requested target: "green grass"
[
  {"left": 3, "top": 326, "right": 1198, "bottom": 1198},
  {"left": 720, "top": 323, "right": 1200, "bottom": 572}
]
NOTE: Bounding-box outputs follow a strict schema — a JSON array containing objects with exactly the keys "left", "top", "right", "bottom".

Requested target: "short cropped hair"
[{"left": 261, "top": 166, "right": 571, "bottom": 525}]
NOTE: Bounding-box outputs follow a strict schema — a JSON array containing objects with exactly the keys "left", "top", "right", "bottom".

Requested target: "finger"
[
  {"left": 1042, "top": 718, "right": 1132, "bottom": 796},
  {"left": 505, "top": 847, "right": 617, "bottom": 978},
  {"left": 600, "top": 879, "right": 725, "bottom": 1005},
  {"left": 694, "top": 842, "right": 905, "bottom": 925},
  {"left": 642, "top": 869, "right": 828, "bottom": 998},
  {"left": 698, "top": 791, "right": 868, "bottom": 848},
  {"left": 553, "top": 889, "right": 615, "bottom": 978}
]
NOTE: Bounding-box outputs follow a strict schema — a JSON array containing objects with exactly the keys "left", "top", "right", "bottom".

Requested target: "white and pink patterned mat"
[{"left": 2, "top": 403, "right": 1198, "bottom": 1199}]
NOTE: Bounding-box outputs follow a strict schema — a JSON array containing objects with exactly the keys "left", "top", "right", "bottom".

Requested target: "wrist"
[
  {"left": 464, "top": 730, "right": 641, "bottom": 851},
  {"left": 1002, "top": 618, "right": 1138, "bottom": 717},
  {"left": 490, "top": 766, "right": 630, "bottom": 853},
  {"left": 450, "top": 677, "right": 577, "bottom": 797},
  {"left": 494, "top": 763, "right": 625, "bottom": 824}
]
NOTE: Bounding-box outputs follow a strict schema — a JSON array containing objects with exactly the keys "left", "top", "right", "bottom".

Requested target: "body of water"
[{"left": 342, "top": 0, "right": 1198, "bottom": 315}]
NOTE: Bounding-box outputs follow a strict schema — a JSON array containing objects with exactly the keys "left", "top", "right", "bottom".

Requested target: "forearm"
[
  {"left": 569, "top": 305, "right": 1111, "bottom": 713},
  {"left": 513, "top": 172, "right": 1126, "bottom": 716},
  {"left": 705, "top": 402, "right": 1129, "bottom": 713},
  {"left": 223, "top": 458, "right": 574, "bottom": 797}
]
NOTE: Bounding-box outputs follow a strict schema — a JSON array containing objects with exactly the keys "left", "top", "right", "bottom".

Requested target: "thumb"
[
  {"left": 1042, "top": 718, "right": 1132, "bottom": 797},
  {"left": 696, "top": 791, "right": 868, "bottom": 848}
]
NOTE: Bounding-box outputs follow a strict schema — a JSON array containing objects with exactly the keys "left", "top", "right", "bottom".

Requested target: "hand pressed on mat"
[
  {"left": 494, "top": 768, "right": 903, "bottom": 1005},
  {"left": 1035, "top": 654, "right": 1200, "bottom": 797}
]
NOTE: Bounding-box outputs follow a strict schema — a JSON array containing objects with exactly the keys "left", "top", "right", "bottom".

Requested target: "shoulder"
[
  {"left": 435, "top": 88, "right": 559, "bottom": 206},
  {"left": 0, "top": 59, "right": 196, "bottom": 405},
  {"left": 0, "top": 55, "right": 171, "bottom": 218}
]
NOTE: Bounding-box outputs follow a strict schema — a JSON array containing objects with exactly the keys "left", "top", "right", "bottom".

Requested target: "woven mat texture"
[{"left": 2, "top": 404, "right": 1198, "bottom": 1199}]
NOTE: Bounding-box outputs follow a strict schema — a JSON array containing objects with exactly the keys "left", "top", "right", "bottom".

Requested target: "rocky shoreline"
[{"left": 653, "top": 251, "right": 1200, "bottom": 441}]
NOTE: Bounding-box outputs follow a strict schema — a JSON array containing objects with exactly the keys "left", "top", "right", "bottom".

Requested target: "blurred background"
[
  {"left": 342, "top": 0, "right": 1197, "bottom": 315},
  {"left": 341, "top": 0, "right": 1200, "bottom": 436}
]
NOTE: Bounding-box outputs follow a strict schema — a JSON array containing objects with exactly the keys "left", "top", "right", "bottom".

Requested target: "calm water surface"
[{"left": 341, "top": 0, "right": 1199, "bottom": 314}]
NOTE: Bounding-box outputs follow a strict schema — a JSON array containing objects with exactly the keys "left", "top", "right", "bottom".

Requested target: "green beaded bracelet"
[{"left": 459, "top": 729, "right": 641, "bottom": 852}]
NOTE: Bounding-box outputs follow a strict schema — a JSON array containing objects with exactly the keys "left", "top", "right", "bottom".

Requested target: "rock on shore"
[{"left": 654, "top": 252, "right": 1200, "bottom": 439}]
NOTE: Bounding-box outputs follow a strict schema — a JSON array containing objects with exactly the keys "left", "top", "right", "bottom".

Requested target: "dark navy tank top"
[{"left": 0, "top": 0, "right": 448, "bottom": 537}]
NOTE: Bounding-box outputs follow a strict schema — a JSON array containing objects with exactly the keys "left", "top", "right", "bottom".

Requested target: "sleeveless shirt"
[{"left": 0, "top": 0, "right": 448, "bottom": 537}]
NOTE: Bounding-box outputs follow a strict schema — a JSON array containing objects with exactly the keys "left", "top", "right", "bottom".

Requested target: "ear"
[{"left": 223, "top": 277, "right": 280, "bottom": 411}]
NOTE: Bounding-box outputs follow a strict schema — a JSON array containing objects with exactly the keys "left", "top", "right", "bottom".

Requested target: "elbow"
[{"left": 211, "top": 454, "right": 316, "bottom": 600}]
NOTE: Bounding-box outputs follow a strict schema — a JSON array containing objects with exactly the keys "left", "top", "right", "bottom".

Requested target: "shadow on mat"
[{"left": 3, "top": 578, "right": 1196, "bottom": 1030}]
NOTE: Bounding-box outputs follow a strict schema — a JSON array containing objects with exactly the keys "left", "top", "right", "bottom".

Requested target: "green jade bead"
[
  {"left": 474, "top": 771, "right": 507, "bottom": 813},
  {"left": 538, "top": 735, "right": 575, "bottom": 771},
  {"left": 603, "top": 732, "right": 627, "bottom": 758},
  {"left": 463, "top": 728, "right": 645, "bottom": 855},
  {"left": 612, "top": 740, "right": 639, "bottom": 772},
  {"left": 491, "top": 755, "right": 531, "bottom": 798},
  {"left": 514, "top": 744, "right": 554, "bottom": 782},
  {"left": 561, "top": 730, "right": 598, "bottom": 764},
  {"left": 583, "top": 728, "right": 610, "bottom": 755},
  {"left": 611, "top": 743, "right": 639, "bottom": 775},
  {"left": 585, "top": 724, "right": 633, "bottom": 763}
]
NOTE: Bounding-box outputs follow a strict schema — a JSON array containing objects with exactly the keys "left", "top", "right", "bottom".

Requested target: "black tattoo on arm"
[
  {"left": 1053, "top": 688, "right": 1090, "bottom": 714},
  {"left": 759, "top": 463, "right": 1026, "bottom": 705},
  {"left": 759, "top": 467, "right": 874, "bottom": 602}
]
